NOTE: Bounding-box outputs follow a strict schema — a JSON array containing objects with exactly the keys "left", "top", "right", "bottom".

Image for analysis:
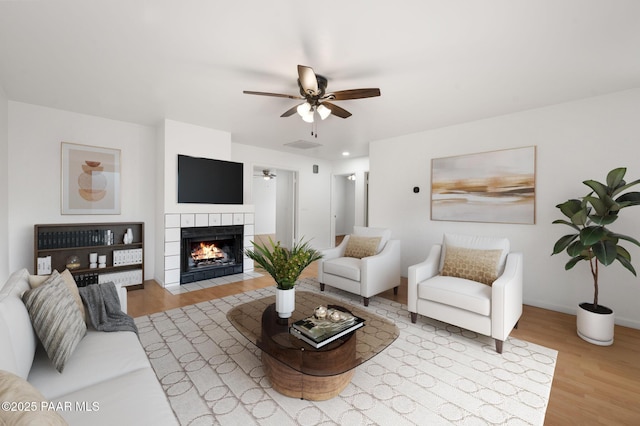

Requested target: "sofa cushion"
[
  {"left": 29, "top": 329, "right": 149, "bottom": 400},
  {"left": 22, "top": 271, "right": 87, "bottom": 373},
  {"left": 353, "top": 226, "right": 391, "bottom": 253},
  {"left": 440, "top": 233, "right": 510, "bottom": 275},
  {"left": 344, "top": 235, "right": 381, "bottom": 259},
  {"left": 30, "top": 269, "right": 86, "bottom": 323},
  {"left": 441, "top": 246, "right": 503, "bottom": 285},
  {"left": 52, "top": 368, "right": 178, "bottom": 425},
  {"left": 323, "top": 257, "right": 362, "bottom": 281},
  {"left": 418, "top": 275, "right": 492, "bottom": 316},
  {"left": 0, "top": 269, "right": 37, "bottom": 378},
  {"left": 0, "top": 370, "right": 67, "bottom": 425}
]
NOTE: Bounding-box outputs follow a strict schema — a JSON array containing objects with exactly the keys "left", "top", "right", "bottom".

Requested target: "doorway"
[
  {"left": 252, "top": 166, "right": 298, "bottom": 249},
  {"left": 331, "top": 171, "right": 368, "bottom": 246}
]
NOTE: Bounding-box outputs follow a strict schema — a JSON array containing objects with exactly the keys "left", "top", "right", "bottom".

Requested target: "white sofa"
[
  {"left": 0, "top": 268, "right": 177, "bottom": 425},
  {"left": 408, "top": 234, "right": 523, "bottom": 353},
  {"left": 318, "top": 226, "right": 401, "bottom": 306}
]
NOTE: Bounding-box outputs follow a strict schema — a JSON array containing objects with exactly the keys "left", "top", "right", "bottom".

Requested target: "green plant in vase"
[
  {"left": 246, "top": 237, "right": 323, "bottom": 319},
  {"left": 552, "top": 167, "right": 640, "bottom": 344},
  {"left": 245, "top": 237, "right": 323, "bottom": 290}
]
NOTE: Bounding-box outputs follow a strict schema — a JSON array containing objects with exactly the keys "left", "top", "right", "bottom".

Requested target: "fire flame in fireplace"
[{"left": 191, "top": 242, "right": 224, "bottom": 262}]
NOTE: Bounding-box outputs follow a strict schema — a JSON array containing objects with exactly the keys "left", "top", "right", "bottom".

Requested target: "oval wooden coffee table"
[{"left": 227, "top": 290, "right": 398, "bottom": 401}]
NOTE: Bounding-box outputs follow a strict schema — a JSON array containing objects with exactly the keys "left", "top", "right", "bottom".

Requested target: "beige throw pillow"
[
  {"left": 0, "top": 370, "right": 67, "bottom": 425},
  {"left": 29, "top": 269, "right": 86, "bottom": 323},
  {"left": 441, "top": 245, "right": 503, "bottom": 286},
  {"left": 344, "top": 235, "right": 382, "bottom": 259},
  {"left": 22, "top": 271, "right": 87, "bottom": 373}
]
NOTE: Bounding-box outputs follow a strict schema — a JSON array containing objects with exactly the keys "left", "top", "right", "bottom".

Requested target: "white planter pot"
[
  {"left": 576, "top": 303, "right": 614, "bottom": 346},
  {"left": 275, "top": 288, "right": 295, "bottom": 319}
]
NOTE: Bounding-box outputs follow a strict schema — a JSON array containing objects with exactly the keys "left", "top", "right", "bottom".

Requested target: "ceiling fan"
[
  {"left": 254, "top": 169, "right": 277, "bottom": 180},
  {"left": 243, "top": 65, "right": 381, "bottom": 122}
]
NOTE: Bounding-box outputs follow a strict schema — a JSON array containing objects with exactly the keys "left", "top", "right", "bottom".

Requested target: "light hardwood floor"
[{"left": 128, "top": 263, "right": 640, "bottom": 425}]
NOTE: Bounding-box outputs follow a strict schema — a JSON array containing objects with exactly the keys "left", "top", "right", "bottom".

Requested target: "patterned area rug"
[{"left": 135, "top": 278, "right": 557, "bottom": 425}]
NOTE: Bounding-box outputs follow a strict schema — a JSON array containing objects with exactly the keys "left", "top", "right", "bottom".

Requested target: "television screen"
[{"left": 177, "top": 155, "right": 243, "bottom": 204}]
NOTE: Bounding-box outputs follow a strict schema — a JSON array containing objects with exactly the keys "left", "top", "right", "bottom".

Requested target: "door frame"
[{"left": 251, "top": 164, "right": 299, "bottom": 248}]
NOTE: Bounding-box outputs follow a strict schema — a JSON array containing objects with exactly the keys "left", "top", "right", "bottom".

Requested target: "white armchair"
[
  {"left": 318, "top": 226, "right": 401, "bottom": 306},
  {"left": 408, "top": 233, "right": 523, "bottom": 353}
]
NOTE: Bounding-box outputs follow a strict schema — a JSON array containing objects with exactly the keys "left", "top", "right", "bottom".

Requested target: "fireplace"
[{"left": 180, "top": 225, "right": 243, "bottom": 284}]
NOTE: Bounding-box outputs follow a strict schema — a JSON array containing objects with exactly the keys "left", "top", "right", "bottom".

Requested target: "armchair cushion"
[
  {"left": 441, "top": 246, "right": 503, "bottom": 285},
  {"left": 418, "top": 276, "right": 492, "bottom": 316},
  {"left": 344, "top": 236, "right": 381, "bottom": 259},
  {"left": 323, "top": 257, "right": 361, "bottom": 281}
]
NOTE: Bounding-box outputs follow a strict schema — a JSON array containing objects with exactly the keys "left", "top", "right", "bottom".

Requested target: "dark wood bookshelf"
[{"left": 34, "top": 222, "right": 144, "bottom": 290}]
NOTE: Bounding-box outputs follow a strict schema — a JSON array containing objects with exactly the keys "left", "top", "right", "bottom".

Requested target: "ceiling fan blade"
[
  {"left": 328, "top": 88, "right": 381, "bottom": 101},
  {"left": 243, "top": 90, "right": 301, "bottom": 100},
  {"left": 298, "top": 65, "right": 318, "bottom": 95},
  {"left": 322, "top": 101, "right": 352, "bottom": 119},
  {"left": 280, "top": 104, "right": 300, "bottom": 117}
]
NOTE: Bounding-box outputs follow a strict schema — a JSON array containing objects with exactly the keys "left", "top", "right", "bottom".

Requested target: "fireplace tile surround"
[{"left": 164, "top": 212, "right": 255, "bottom": 289}]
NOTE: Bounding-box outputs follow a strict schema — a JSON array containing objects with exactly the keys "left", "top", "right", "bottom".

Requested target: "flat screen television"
[{"left": 177, "top": 154, "right": 243, "bottom": 204}]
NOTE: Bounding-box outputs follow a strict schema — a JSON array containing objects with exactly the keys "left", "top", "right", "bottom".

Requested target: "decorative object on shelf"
[
  {"left": 245, "top": 237, "right": 322, "bottom": 319},
  {"left": 431, "top": 146, "right": 536, "bottom": 224},
  {"left": 65, "top": 255, "right": 81, "bottom": 270},
  {"left": 37, "top": 256, "right": 52, "bottom": 275},
  {"left": 89, "top": 252, "right": 98, "bottom": 269},
  {"left": 123, "top": 228, "right": 133, "bottom": 244},
  {"left": 61, "top": 142, "right": 121, "bottom": 215},
  {"left": 552, "top": 167, "right": 640, "bottom": 345},
  {"left": 98, "top": 255, "right": 107, "bottom": 269}
]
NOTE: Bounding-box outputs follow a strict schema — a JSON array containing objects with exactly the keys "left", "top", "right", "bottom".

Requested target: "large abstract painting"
[
  {"left": 431, "top": 146, "right": 536, "bottom": 224},
  {"left": 61, "top": 142, "right": 121, "bottom": 214}
]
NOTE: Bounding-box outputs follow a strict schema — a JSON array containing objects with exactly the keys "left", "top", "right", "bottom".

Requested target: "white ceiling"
[{"left": 1, "top": 1, "right": 639, "bottom": 160}]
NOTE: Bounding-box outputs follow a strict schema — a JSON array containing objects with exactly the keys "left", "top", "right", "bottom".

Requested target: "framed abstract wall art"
[
  {"left": 431, "top": 146, "right": 536, "bottom": 224},
  {"left": 61, "top": 142, "right": 121, "bottom": 214}
]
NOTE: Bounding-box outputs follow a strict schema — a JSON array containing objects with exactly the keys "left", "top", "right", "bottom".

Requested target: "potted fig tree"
[
  {"left": 245, "top": 237, "right": 322, "bottom": 319},
  {"left": 552, "top": 167, "right": 640, "bottom": 345}
]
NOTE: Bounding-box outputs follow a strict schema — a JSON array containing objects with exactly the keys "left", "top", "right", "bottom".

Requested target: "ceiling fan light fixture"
[
  {"left": 244, "top": 65, "right": 380, "bottom": 123},
  {"left": 317, "top": 104, "right": 331, "bottom": 120},
  {"left": 296, "top": 102, "right": 311, "bottom": 117},
  {"left": 301, "top": 108, "right": 314, "bottom": 123}
]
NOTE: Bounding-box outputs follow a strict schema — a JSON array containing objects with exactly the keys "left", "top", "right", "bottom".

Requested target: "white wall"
[
  {"left": 162, "top": 119, "right": 237, "bottom": 213},
  {"left": 369, "top": 88, "right": 640, "bottom": 328},
  {"left": 7, "top": 102, "right": 157, "bottom": 278},
  {"left": 0, "top": 86, "right": 8, "bottom": 280},
  {"left": 232, "top": 143, "right": 333, "bottom": 250}
]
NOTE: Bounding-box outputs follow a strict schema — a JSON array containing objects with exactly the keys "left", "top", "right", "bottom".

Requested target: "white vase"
[
  {"left": 275, "top": 287, "right": 295, "bottom": 319},
  {"left": 576, "top": 303, "right": 614, "bottom": 346}
]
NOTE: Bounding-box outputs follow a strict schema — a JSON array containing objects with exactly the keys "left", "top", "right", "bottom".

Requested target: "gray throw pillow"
[{"left": 22, "top": 271, "right": 87, "bottom": 372}]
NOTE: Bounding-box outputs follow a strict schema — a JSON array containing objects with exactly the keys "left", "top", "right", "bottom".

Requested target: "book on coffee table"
[{"left": 290, "top": 309, "right": 365, "bottom": 349}]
